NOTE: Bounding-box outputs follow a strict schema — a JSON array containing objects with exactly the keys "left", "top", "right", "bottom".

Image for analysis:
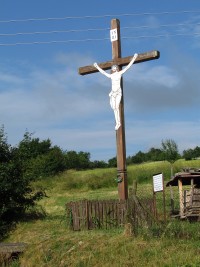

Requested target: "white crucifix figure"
[{"left": 94, "top": 53, "right": 138, "bottom": 130}]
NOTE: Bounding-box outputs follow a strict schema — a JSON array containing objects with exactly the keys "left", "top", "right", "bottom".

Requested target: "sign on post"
[
  {"left": 152, "top": 173, "right": 166, "bottom": 222},
  {"left": 110, "top": 28, "right": 118, "bottom": 42},
  {"left": 153, "top": 173, "right": 163, "bottom": 192}
]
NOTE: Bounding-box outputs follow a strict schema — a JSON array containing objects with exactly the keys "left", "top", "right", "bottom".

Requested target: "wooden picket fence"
[{"left": 66, "top": 197, "right": 155, "bottom": 231}]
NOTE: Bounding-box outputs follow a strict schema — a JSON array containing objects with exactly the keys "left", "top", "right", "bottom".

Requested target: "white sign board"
[
  {"left": 153, "top": 173, "right": 163, "bottom": 192},
  {"left": 110, "top": 29, "right": 118, "bottom": 42}
]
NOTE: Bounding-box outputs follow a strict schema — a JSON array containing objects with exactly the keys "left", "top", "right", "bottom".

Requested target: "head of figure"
[{"left": 111, "top": 64, "right": 119, "bottom": 72}]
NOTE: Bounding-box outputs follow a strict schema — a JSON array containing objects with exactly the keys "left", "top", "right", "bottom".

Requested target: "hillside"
[{"left": 3, "top": 160, "right": 200, "bottom": 266}]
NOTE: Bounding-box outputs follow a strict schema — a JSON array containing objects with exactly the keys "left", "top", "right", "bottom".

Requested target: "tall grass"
[
  {"left": 3, "top": 159, "right": 200, "bottom": 266},
  {"left": 36, "top": 159, "right": 200, "bottom": 192},
  {"left": 5, "top": 211, "right": 200, "bottom": 266}
]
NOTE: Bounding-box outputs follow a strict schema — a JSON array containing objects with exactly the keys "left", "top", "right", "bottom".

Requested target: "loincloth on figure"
[{"left": 109, "top": 89, "right": 122, "bottom": 98}]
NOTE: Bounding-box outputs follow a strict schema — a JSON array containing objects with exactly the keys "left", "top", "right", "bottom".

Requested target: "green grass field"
[{"left": 3, "top": 159, "right": 200, "bottom": 266}]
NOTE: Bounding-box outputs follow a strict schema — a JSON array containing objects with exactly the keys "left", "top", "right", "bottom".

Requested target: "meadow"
[{"left": 3, "top": 159, "right": 200, "bottom": 267}]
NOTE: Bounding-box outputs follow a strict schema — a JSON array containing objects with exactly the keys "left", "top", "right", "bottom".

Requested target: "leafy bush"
[
  {"left": 13, "top": 132, "right": 66, "bottom": 180},
  {"left": 108, "top": 157, "right": 117, "bottom": 167},
  {"left": 87, "top": 174, "right": 116, "bottom": 190},
  {"left": 64, "top": 150, "right": 91, "bottom": 170},
  {"left": 63, "top": 169, "right": 117, "bottom": 190},
  {"left": 24, "top": 146, "right": 66, "bottom": 179},
  {"left": 63, "top": 174, "right": 85, "bottom": 190},
  {"left": 183, "top": 146, "right": 200, "bottom": 160},
  {"left": 0, "top": 127, "right": 45, "bottom": 240}
]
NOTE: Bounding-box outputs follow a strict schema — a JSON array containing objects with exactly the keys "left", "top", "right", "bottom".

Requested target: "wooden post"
[
  {"left": 153, "top": 191, "right": 157, "bottom": 219},
  {"left": 190, "top": 178, "right": 194, "bottom": 207},
  {"left": 178, "top": 178, "right": 184, "bottom": 217},
  {"left": 111, "top": 19, "right": 128, "bottom": 200},
  {"left": 169, "top": 185, "right": 175, "bottom": 214},
  {"left": 162, "top": 176, "right": 166, "bottom": 222}
]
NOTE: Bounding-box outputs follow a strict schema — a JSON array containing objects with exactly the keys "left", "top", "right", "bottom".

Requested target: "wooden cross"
[{"left": 79, "top": 19, "right": 160, "bottom": 200}]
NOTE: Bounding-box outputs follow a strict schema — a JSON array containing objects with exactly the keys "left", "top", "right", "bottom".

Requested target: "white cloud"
[
  {"left": 0, "top": 72, "right": 24, "bottom": 85},
  {"left": 1, "top": 51, "right": 200, "bottom": 161},
  {"left": 126, "top": 120, "right": 200, "bottom": 156},
  {"left": 125, "top": 63, "right": 180, "bottom": 88}
]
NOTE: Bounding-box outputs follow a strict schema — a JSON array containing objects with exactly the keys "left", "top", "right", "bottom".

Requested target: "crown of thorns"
[{"left": 111, "top": 64, "right": 119, "bottom": 70}]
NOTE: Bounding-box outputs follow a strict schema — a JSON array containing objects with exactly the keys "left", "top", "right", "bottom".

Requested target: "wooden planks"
[
  {"left": 78, "top": 50, "right": 160, "bottom": 75},
  {"left": 0, "top": 243, "right": 27, "bottom": 265},
  {"left": 66, "top": 197, "right": 155, "bottom": 231},
  {"left": 183, "top": 188, "right": 200, "bottom": 219},
  {"left": 0, "top": 243, "right": 27, "bottom": 254}
]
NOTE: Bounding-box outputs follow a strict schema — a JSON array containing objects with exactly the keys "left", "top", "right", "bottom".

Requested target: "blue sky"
[{"left": 1, "top": 0, "right": 200, "bottom": 161}]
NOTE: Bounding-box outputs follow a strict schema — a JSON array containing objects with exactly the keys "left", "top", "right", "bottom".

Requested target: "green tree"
[
  {"left": 131, "top": 151, "right": 146, "bottom": 164},
  {"left": 91, "top": 160, "right": 108, "bottom": 168},
  {"left": 64, "top": 150, "right": 80, "bottom": 169},
  {"left": 108, "top": 157, "right": 117, "bottom": 167},
  {"left": 183, "top": 148, "right": 193, "bottom": 160},
  {"left": 25, "top": 146, "right": 66, "bottom": 179},
  {"left": 0, "top": 125, "right": 11, "bottom": 162},
  {"left": 77, "top": 151, "right": 91, "bottom": 170},
  {"left": 17, "top": 131, "right": 51, "bottom": 162},
  {"left": 193, "top": 146, "right": 200, "bottom": 158},
  {"left": 0, "top": 127, "right": 45, "bottom": 239},
  {"left": 146, "top": 147, "right": 164, "bottom": 162},
  {"left": 161, "top": 139, "right": 180, "bottom": 177},
  {"left": 15, "top": 131, "right": 65, "bottom": 179}
]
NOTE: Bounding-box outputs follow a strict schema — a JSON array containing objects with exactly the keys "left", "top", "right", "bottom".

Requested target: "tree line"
[
  {"left": 0, "top": 125, "right": 200, "bottom": 239},
  {"left": 127, "top": 140, "right": 180, "bottom": 165},
  {"left": 127, "top": 143, "right": 200, "bottom": 164}
]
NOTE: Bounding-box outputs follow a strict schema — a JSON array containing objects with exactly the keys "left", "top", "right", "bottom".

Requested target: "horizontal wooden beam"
[
  {"left": 78, "top": 50, "right": 160, "bottom": 76},
  {"left": 0, "top": 243, "right": 27, "bottom": 253}
]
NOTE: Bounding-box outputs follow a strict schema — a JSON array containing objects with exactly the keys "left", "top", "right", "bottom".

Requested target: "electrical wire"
[
  {"left": 0, "top": 10, "right": 199, "bottom": 46},
  {"left": 0, "top": 38, "right": 109, "bottom": 46},
  {"left": 0, "top": 10, "right": 200, "bottom": 23},
  {"left": 123, "top": 32, "right": 200, "bottom": 40},
  {"left": 0, "top": 22, "right": 198, "bottom": 37},
  {"left": 0, "top": 32, "right": 200, "bottom": 46},
  {"left": 0, "top": 27, "right": 110, "bottom": 36},
  {"left": 123, "top": 21, "right": 200, "bottom": 30}
]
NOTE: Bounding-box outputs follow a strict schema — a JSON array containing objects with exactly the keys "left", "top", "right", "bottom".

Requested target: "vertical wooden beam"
[
  {"left": 111, "top": 19, "right": 128, "bottom": 200},
  {"left": 190, "top": 178, "right": 194, "bottom": 207},
  {"left": 178, "top": 178, "right": 184, "bottom": 217},
  {"left": 162, "top": 174, "right": 166, "bottom": 222},
  {"left": 170, "top": 185, "right": 174, "bottom": 214}
]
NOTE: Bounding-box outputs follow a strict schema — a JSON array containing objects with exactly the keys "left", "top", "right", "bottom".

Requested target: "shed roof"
[{"left": 166, "top": 170, "right": 200, "bottom": 187}]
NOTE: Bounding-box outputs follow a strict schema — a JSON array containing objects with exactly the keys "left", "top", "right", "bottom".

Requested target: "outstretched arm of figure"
[
  {"left": 93, "top": 63, "right": 111, "bottom": 78},
  {"left": 120, "top": 53, "right": 138, "bottom": 75}
]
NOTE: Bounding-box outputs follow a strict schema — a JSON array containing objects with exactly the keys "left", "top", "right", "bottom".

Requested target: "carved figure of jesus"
[{"left": 94, "top": 53, "right": 138, "bottom": 130}]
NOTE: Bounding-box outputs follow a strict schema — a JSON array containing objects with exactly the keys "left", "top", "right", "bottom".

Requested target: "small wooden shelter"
[{"left": 166, "top": 168, "right": 200, "bottom": 220}]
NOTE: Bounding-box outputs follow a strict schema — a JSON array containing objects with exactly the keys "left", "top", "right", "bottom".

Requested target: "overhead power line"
[
  {"left": 0, "top": 10, "right": 200, "bottom": 23},
  {"left": 0, "top": 27, "right": 110, "bottom": 36},
  {"left": 0, "top": 10, "right": 199, "bottom": 46},
  {"left": 0, "top": 38, "right": 109, "bottom": 46},
  {"left": 123, "top": 32, "right": 200, "bottom": 39},
  {"left": 0, "top": 22, "right": 198, "bottom": 37},
  {"left": 0, "top": 32, "right": 200, "bottom": 46}
]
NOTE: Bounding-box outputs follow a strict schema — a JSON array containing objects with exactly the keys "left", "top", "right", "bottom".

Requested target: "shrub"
[
  {"left": 0, "top": 127, "right": 45, "bottom": 240},
  {"left": 86, "top": 171, "right": 117, "bottom": 190},
  {"left": 24, "top": 146, "right": 66, "bottom": 179}
]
